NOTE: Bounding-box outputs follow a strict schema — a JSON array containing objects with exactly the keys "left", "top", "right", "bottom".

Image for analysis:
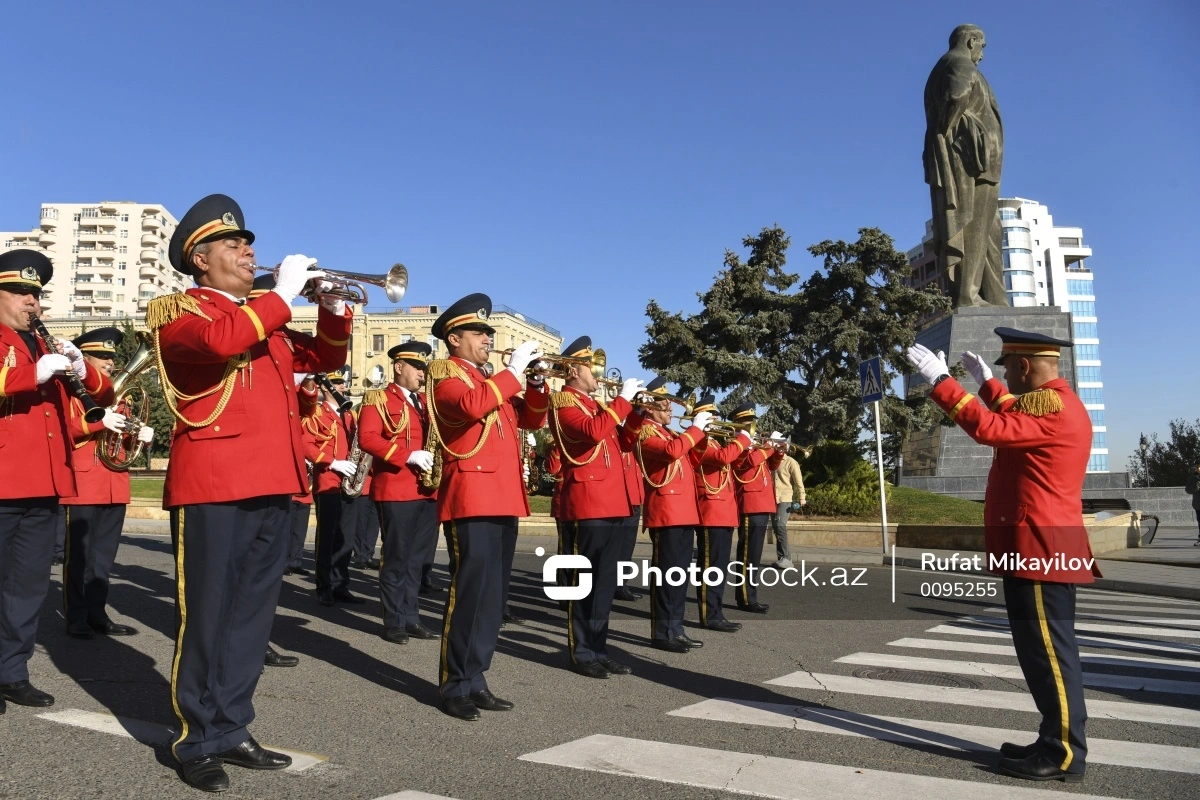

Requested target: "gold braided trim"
[
  {"left": 636, "top": 437, "right": 681, "bottom": 489},
  {"left": 152, "top": 328, "right": 249, "bottom": 429},
  {"left": 551, "top": 391, "right": 582, "bottom": 411},
  {"left": 990, "top": 393, "right": 1016, "bottom": 411},
  {"left": 363, "top": 389, "right": 386, "bottom": 406},
  {"left": 550, "top": 405, "right": 603, "bottom": 468},
  {"left": 636, "top": 424, "right": 659, "bottom": 443},
  {"left": 424, "top": 372, "right": 496, "bottom": 464},
  {"left": 733, "top": 460, "right": 765, "bottom": 485},
  {"left": 700, "top": 463, "right": 731, "bottom": 495},
  {"left": 1014, "top": 388, "right": 1064, "bottom": 417},
  {"left": 368, "top": 388, "right": 410, "bottom": 445},
  {"left": 948, "top": 393, "right": 975, "bottom": 421},
  {"left": 147, "top": 293, "right": 207, "bottom": 331},
  {"left": 427, "top": 359, "right": 469, "bottom": 384}
]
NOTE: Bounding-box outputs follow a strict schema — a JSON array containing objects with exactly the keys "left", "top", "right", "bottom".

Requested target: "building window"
[
  {"left": 118, "top": 246, "right": 127, "bottom": 254},
  {"left": 1037, "top": 281, "right": 1044, "bottom": 288},
  {"left": 118, "top": 278, "right": 125, "bottom": 286},
  {"left": 1073, "top": 322, "right": 1098, "bottom": 339},
  {"left": 1000, "top": 208, "right": 1017, "bottom": 220},
  {"left": 1087, "top": 454, "right": 1108, "bottom": 472},
  {"left": 1079, "top": 387, "right": 1104, "bottom": 405},
  {"left": 118, "top": 262, "right": 126, "bottom": 270},
  {"left": 1069, "top": 300, "right": 1097, "bottom": 317},
  {"left": 1034, "top": 239, "right": 1039, "bottom": 246},
  {"left": 1058, "top": 237, "right": 1081, "bottom": 247},
  {"left": 1091, "top": 432, "right": 1106, "bottom": 449},
  {"left": 1075, "top": 343, "right": 1100, "bottom": 360},
  {"left": 372, "top": 334, "right": 385, "bottom": 352},
  {"left": 119, "top": 230, "right": 128, "bottom": 238},
  {"left": 1077, "top": 366, "right": 1102, "bottom": 383},
  {"left": 116, "top": 294, "right": 124, "bottom": 303},
  {"left": 1088, "top": 409, "right": 1106, "bottom": 427}
]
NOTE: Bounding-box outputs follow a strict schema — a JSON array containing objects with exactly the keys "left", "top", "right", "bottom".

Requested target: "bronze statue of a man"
[{"left": 923, "top": 24, "right": 1006, "bottom": 308}]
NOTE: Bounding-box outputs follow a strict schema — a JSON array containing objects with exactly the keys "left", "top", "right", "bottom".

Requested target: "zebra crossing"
[{"left": 512, "top": 585, "right": 1200, "bottom": 799}]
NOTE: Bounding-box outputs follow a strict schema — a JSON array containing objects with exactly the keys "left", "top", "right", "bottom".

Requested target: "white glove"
[
  {"left": 526, "top": 433, "right": 536, "bottom": 447},
  {"left": 690, "top": 411, "right": 714, "bottom": 432},
  {"left": 329, "top": 459, "right": 357, "bottom": 477},
  {"left": 137, "top": 426, "right": 155, "bottom": 444},
  {"left": 59, "top": 340, "right": 89, "bottom": 380},
  {"left": 961, "top": 351, "right": 993, "bottom": 386},
  {"left": 618, "top": 378, "right": 644, "bottom": 402},
  {"left": 406, "top": 450, "right": 435, "bottom": 472},
  {"left": 316, "top": 279, "right": 347, "bottom": 316},
  {"left": 36, "top": 354, "right": 72, "bottom": 384},
  {"left": 906, "top": 344, "right": 949, "bottom": 384},
  {"left": 505, "top": 340, "right": 543, "bottom": 378},
  {"left": 272, "top": 254, "right": 325, "bottom": 305},
  {"left": 523, "top": 464, "right": 531, "bottom": 483},
  {"left": 101, "top": 409, "right": 126, "bottom": 433},
  {"left": 526, "top": 370, "right": 546, "bottom": 387}
]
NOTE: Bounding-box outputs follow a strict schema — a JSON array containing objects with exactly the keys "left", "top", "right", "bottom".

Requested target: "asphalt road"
[{"left": 0, "top": 532, "right": 1196, "bottom": 799}]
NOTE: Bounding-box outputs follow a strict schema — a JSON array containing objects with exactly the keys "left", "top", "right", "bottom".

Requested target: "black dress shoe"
[
  {"left": 180, "top": 754, "right": 230, "bottom": 792},
  {"left": 405, "top": 623, "right": 440, "bottom": 640},
  {"left": 0, "top": 680, "right": 54, "bottom": 707},
  {"left": 737, "top": 602, "right": 769, "bottom": 614},
  {"left": 652, "top": 638, "right": 689, "bottom": 653},
  {"left": 332, "top": 589, "right": 366, "bottom": 604},
  {"left": 1000, "top": 741, "right": 1039, "bottom": 759},
  {"left": 365, "top": 557, "right": 381, "bottom": 570},
  {"left": 67, "top": 625, "right": 94, "bottom": 640},
  {"left": 418, "top": 582, "right": 442, "bottom": 596},
  {"left": 264, "top": 646, "right": 298, "bottom": 667},
  {"left": 218, "top": 737, "right": 292, "bottom": 770},
  {"left": 91, "top": 620, "right": 136, "bottom": 636},
  {"left": 348, "top": 558, "right": 368, "bottom": 569},
  {"left": 284, "top": 566, "right": 310, "bottom": 577},
  {"left": 613, "top": 587, "right": 641, "bottom": 602},
  {"left": 679, "top": 634, "right": 704, "bottom": 649},
  {"left": 998, "top": 753, "right": 1083, "bottom": 783},
  {"left": 598, "top": 657, "right": 632, "bottom": 675},
  {"left": 571, "top": 660, "right": 611, "bottom": 679},
  {"left": 468, "top": 689, "right": 514, "bottom": 711},
  {"left": 52, "top": 556, "right": 64, "bottom": 567},
  {"left": 316, "top": 591, "right": 335, "bottom": 607},
  {"left": 704, "top": 619, "right": 742, "bottom": 633},
  {"left": 383, "top": 627, "right": 410, "bottom": 644},
  {"left": 439, "top": 695, "right": 481, "bottom": 721}
]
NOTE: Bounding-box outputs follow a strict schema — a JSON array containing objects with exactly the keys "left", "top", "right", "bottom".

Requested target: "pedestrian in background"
[{"left": 771, "top": 438, "right": 805, "bottom": 569}]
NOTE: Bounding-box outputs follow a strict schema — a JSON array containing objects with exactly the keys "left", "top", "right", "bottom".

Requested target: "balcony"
[
  {"left": 142, "top": 216, "right": 160, "bottom": 231},
  {"left": 140, "top": 233, "right": 159, "bottom": 248},
  {"left": 39, "top": 229, "right": 57, "bottom": 246},
  {"left": 138, "top": 297, "right": 151, "bottom": 311},
  {"left": 139, "top": 264, "right": 159, "bottom": 280},
  {"left": 140, "top": 249, "right": 159, "bottom": 262},
  {"left": 100, "top": 201, "right": 119, "bottom": 213}
]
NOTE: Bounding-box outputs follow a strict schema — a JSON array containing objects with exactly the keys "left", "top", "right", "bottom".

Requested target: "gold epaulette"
[
  {"left": 363, "top": 389, "right": 386, "bottom": 407},
  {"left": 426, "top": 359, "right": 470, "bottom": 385},
  {"left": 1013, "top": 388, "right": 1064, "bottom": 417},
  {"left": 636, "top": 424, "right": 659, "bottom": 443},
  {"left": 551, "top": 391, "right": 582, "bottom": 411},
  {"left": 146, "top": 293, "right": 208, "bottom": 330}
]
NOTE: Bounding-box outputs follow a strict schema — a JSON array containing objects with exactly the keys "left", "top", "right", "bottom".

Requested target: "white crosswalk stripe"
[
  {"left": 926, "top": 623, "right": 1200, "bottom": 655},
  {"left": 519, "top": 734, "right": 1128, "bottom": 799},
  {"left": 979, "top": 608, "right": 1200, "bottom": 628},
  {"left": 888, "top": 636, "right": 1200, "bottom": 673},
  {"left": 1077, "top": 602, "right": 1200, "bottom": 615},
  {"left": 834, "top": 652, "right": 1200, "bottom": 695},
  {"left": 957, "top": 613, "right": 1200, "bottom": 640},
  {"left": 668, "top": 698, "right": 1200, "bottom": 774},
  {"left": 1077, "top": 590, "right": 1198, "bottom": 606}
]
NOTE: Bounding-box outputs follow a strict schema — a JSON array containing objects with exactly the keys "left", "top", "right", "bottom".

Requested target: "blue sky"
[{"left": 2, "top": 1, "right": 1196, "bottom": 474}]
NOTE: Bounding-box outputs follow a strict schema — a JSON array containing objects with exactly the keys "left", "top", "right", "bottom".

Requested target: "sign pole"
[{"left": 873, "top": 399, "right": 889, "bottom": 553}]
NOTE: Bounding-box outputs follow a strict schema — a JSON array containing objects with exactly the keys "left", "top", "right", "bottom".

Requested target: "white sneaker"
[{"left": 772, "top": 558, "right": 794, "bottom": 569}]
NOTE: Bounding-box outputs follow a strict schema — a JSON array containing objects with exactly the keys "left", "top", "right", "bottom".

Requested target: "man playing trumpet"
[{"left": 731, "top": 403, "right": 783, "bottom": 614}]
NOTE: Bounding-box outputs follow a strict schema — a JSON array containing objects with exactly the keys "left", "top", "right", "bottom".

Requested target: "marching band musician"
[
  {"left": 356, "top": 341, "right": 442, "bottom": 645},
  {"left": 731, "top": 403, "right": 783, "bottom": 614},
  {"left": 301, "top": 371, "right": 366, "bottom": 607},
  {"left": 62, "top": 327, "right": 154, "bottom": 640},
  {"left": 548, "top": 336, "right": 644, "bottom": 678},
  {"left": 152, "top": 194, "right": 350, "bottom": 791},
  {"left": 0, "top": 249, "right": 112, "bottom": 712},
  {"left": 546, "top": 434, "right": 571, "bottom": 597},
  {"left": 688, "top": 396, "right": 752, "bottom": 633},
  {"left": 348, "top": 401, "right": 383, "bottom": 571},
  {"left": 631, "top": 377, "right": 713, "bottom": 653},
  {"left": 427, "top": 292, "right": 549, "bottom": 721},
  {"left": 614, "top": 406, "right": 646, "bottom": 603}
]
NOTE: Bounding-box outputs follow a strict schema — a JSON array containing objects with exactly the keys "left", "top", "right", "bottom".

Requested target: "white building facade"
[{"left": 1, "top": 201, "right": 185, "bottom": 320}]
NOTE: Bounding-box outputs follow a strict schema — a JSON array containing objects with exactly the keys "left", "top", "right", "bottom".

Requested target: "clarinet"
[
  {"left": 315, "top": 372, "right": 353, "bottom": 413},
  {"left": 28, "top": 314, "right": 106, "bottom": 423}
]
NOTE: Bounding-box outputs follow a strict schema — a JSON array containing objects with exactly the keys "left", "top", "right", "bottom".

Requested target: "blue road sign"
[{"left": 860, "top": 357, "right": 883, "bottom": 404}]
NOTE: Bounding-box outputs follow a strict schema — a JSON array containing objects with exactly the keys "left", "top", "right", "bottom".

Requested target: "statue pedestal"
[{"left": 900, "top": 306, "right": 1075, "bottom": 487}]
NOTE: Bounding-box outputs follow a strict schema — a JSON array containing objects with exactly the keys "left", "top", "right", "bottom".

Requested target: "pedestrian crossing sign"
[{"left": 860, "top": 357, "right": 883, "bottom": 404}]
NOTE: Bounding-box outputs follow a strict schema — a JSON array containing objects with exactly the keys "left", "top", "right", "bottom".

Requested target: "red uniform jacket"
[
  {"left": 62, "top": 395, "right": 131, "bottom": 505},
  {"left": 302, "top": 400, "right": 353, "bottom": 495},
  {"left": 546, "top": 442, "right": 563, "bottom": 520},
  {"left": 734, "top": 446, "right": 783, "bottom": 516},
  {"left": 0, "top": 324, "right": 112, "bottom": 500},
  {"left": 931, "top": 375, "right": 1099, "bottom": 584},
  {"left": 429, "top": 357, "right": 549, "bottom": 522},
  {"left": 152, "top": 289, "right": 350, "bottom": 507},
  {"left": 635, "top": 418, "right": 706, "bottom": 529},
  {"left": 618, "top": 420, "right": 646, "bottom": 508},
  {"left": 358, "top": 383, "right": 436, "bottom": 503},
  {"left": 292, "top": 380, "right": 318, "bottom": 505},
  {"left": 690, "top": 432, "right": 752, "bottom": 529},
  {"left": 550, "top": 387, "right": 636, "bottom": 521}
]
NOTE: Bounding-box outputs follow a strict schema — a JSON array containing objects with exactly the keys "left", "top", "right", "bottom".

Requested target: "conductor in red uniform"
[
  {"left": 427, "top": 293, "right": 549, "bottom": 721},
  {"left": 0, "top": 250, "right": 112, "bottom": 712},
  {"left": 731, "top": 402, "right": 782, "bottom": 614},
  {"left": 152, "top": 194, "right": 350, "bottom": 792},
  {"left": 548, "top": 336, "right": 644, "bottom": 678},
  {"left": 357, "top": 341, "right": 441, "bottom": 644},
  {"left": 62, "top": 327, "right": 154, "bottom": 639},
  {"left": 908, "top": 327, "right": 1096, "bottom": 784},
  {"left": 633, "top": 377, "right": 713, "bottom": 653}
]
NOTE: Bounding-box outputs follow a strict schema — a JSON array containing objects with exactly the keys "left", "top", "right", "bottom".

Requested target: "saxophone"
[
  {"left": 419, "top": 378, "right": 443, "bottom": 490},
  {"left": 341, "top": 424, "right": 372, "bottom": 497}
]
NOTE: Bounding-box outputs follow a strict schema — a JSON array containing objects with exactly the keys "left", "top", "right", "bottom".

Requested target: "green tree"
[
  {"left": 639, "top": 225, "right": 949, "bottom": 453},
  {"left": 1128, "top": 419, "right": 1200, "bottom": 487}
]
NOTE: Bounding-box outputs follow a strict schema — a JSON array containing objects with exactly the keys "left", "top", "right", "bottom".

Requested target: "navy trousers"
[
  {"left": 735, "top": 513, "right": 770, "bottom": 607},
  {"left": 695, "top": 526, "right": 734, "bottom": 626},
  {"left": 619, "top": 505, "right": 641, "bottom": 564},
  {"left": 313, "top": 491, "right": 355, "bottom": 593},
  {"left": 0, "top": 498, "right": 57, "bottom": 684},
  {"left": 63, "top": 503, "right": 127, "bottom": 630},
  {"left": 500, "top": 523, "right": 518, "bottom": 615},
  {"left": 565, "top": 518, "right": 623, "bottom": 664},
  {"left": 555, "top": 517, "right": 575, "bottom": 589},
  {"left": 1004, "top": 576, "right": 1088, "bottom": 775},
  {"left": 353, "top": 494, "right": 381, "bottom": 560},
  {"left": 377, "top": 498, "right": 438, "bottom": 629},
  {"left": 439, "top": 516, "right": 515, "bottom": 699},
  {"left": 648, "top": 526, "right": 693, "bottom": 642},
  {"left": 287, "top": 500, "right": 310, "bottom": 570},
  {"left": 168, "top": 497, "right": 290, "bottom": 762}
]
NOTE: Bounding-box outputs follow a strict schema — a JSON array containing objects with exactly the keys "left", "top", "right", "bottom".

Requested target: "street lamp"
[{"left": 1139, "top": 438, "right": 1150, "bottom": 488}]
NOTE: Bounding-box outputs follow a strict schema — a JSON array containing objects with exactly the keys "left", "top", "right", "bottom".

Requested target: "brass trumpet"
[
  {"left": 254, "top": 261, "right": 408, "bottom": 303},
  {"left": 703, "top": 419, "right": 758, "bottom": 440},
  {"left": 632, "top": 391, "right": 696, "bottom": 418},
  {"left": 495, "top": 348, "right": 608, "bottom": 381}
]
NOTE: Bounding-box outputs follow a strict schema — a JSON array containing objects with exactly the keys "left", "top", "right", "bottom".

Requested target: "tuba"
[
  {"left": 341, "top": 365, "right": 386, "bottom": 497},
  {"left": 98, "top": 331, "right": 157, "bottom": 471}
]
